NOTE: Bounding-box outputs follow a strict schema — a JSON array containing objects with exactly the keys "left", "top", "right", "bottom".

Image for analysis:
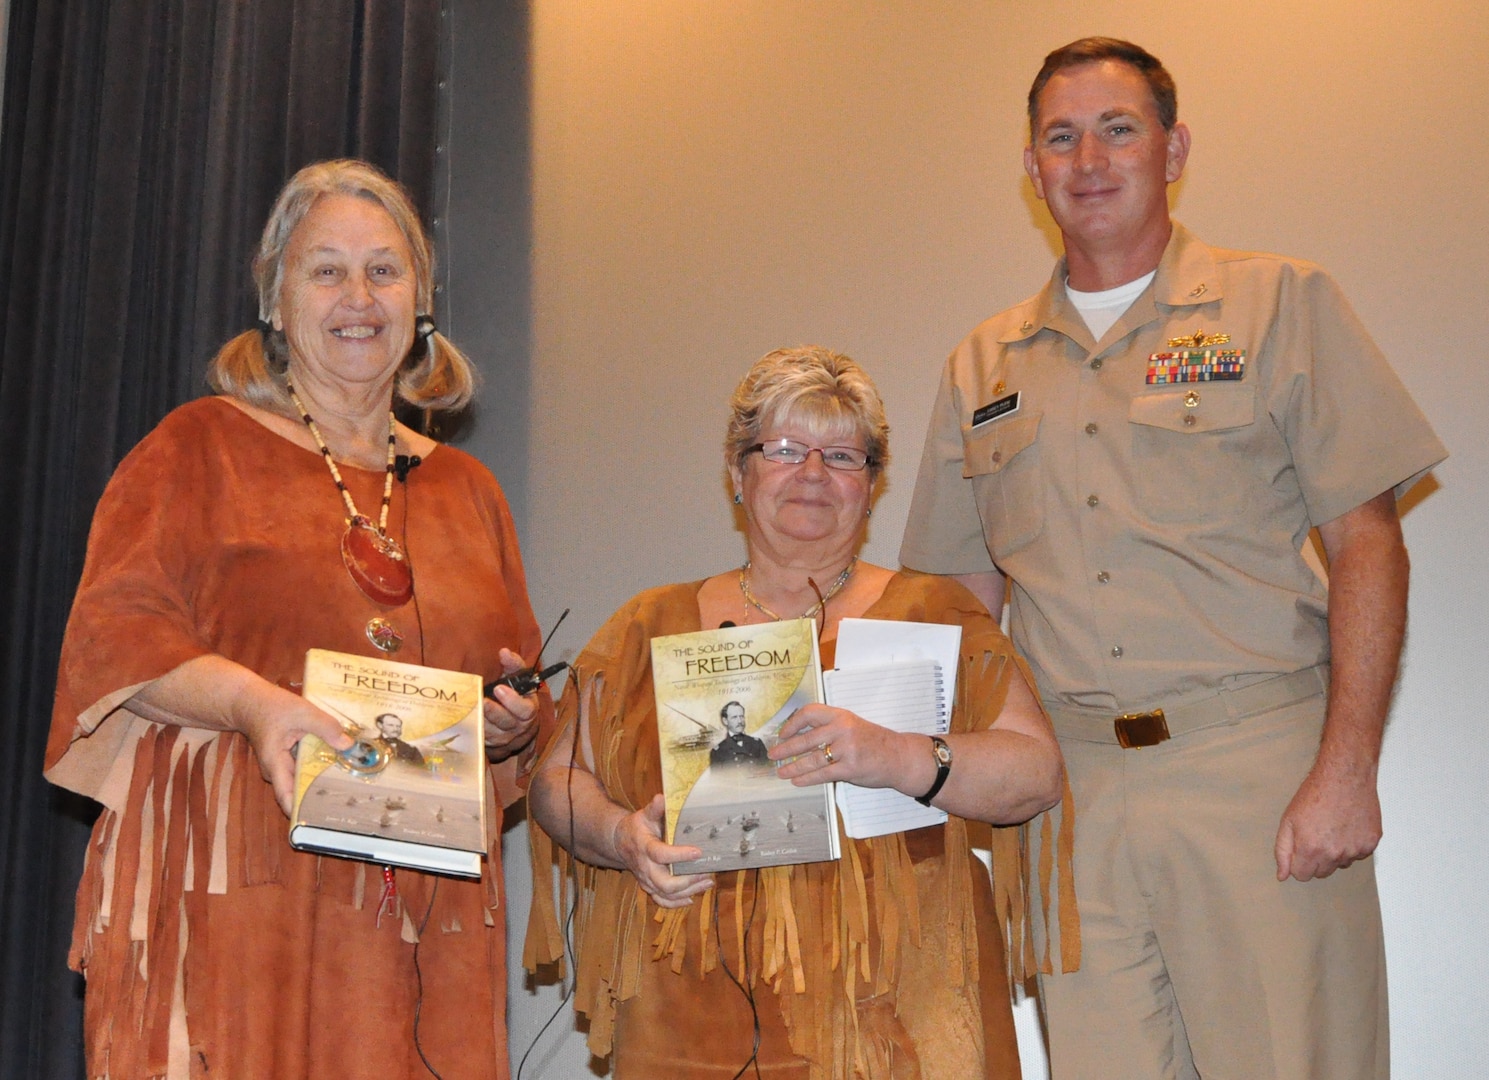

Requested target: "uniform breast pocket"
[
  {"left": 963, "top": 413, "right": 1045, "bottom": 558},
  {"left": 1127, "top": 386, "right": 1259, "bottom": 522}
]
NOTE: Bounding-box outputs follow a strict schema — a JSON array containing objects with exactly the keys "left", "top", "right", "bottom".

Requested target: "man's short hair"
[{"left": 1027, "top": 37, "right": 1178, "bottom": 135}]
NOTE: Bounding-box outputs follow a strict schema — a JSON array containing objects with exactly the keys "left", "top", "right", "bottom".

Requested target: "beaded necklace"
[{"left": 287, "top": 382, "right": 413, "bottom": 607}]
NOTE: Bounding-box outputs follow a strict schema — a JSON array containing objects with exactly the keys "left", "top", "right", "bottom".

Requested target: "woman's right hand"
[
  {"left": 612, "top": 793, "right": 714, "bottom": 908},
  {"left": 237, "top": 689, "right": 358, "bottom": 817},
  {"left": 126, "top": 655, "right": 356, "bottom": 819}
]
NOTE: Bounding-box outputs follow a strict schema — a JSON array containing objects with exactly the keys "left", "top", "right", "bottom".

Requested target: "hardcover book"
[
  {"left": 290, "top": 649, "right": 488, "bottom": 878},
  {"left": 651, "top": 618, "right": 839, "bottom": 874}
]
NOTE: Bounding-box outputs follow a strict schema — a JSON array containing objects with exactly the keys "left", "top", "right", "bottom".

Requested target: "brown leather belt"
[{"left": 1042, "top": 665, "right": 1328, "bottom": 747}]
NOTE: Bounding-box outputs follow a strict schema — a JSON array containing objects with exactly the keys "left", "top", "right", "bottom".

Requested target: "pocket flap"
[
  {"left": 963, "top": 413, "right": 1041, "bottom": 477},
  {"left": 1128, "top": 388, "right": 1255, "bottom": 434}
]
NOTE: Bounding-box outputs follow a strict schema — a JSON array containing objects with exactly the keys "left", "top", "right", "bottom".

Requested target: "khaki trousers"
[{"left": 1035, "top": 691, "right": 1388, "bottom": 1080}]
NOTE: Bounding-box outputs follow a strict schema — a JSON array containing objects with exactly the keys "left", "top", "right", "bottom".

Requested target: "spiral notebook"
[{"left": 825, "top": 618, "right": 962, "bottom": 839}]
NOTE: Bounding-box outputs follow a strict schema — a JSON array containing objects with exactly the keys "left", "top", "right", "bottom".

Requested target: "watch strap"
[{"left": 914, "top": 735, "right": 952, "bottom": 807}]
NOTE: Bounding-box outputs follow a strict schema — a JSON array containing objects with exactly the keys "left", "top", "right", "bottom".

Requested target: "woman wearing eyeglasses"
[{"left": 525, "top": 346, "right": 1077, "bottom": 1079}]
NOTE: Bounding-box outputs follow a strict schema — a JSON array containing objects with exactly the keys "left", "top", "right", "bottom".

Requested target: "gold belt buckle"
[{"left": 1114, "top": 709, "right": 1170, "bottom": 748}]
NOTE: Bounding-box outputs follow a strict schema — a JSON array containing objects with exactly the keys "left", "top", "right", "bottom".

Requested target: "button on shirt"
[{"left": 900, "top": 224, "right": 1447, "bottom": 713}]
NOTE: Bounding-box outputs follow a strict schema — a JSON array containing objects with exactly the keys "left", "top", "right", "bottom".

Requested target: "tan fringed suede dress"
[
  {"left": 47, "top": 398, "right": 553, "bottom": 1080},
  {"left": 525, "top": 574, "right": 1078, "bottom": 1079}
]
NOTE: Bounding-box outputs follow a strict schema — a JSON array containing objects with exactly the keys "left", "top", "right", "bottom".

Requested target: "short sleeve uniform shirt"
[{"left": 901, "top": 223, "right": 1447, "bottom": 713}]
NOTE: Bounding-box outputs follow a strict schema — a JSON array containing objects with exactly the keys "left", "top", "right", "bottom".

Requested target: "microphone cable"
[
  {"left": 714, "top": 869, "right": 764, "bottom": 1080},
  {"left": 412, "top": 878, "right": 444, "bottom": 1078},
  {"left": 396, "top": 461, "right": 444, "bottom": 1076},
  {"left": 515, "top": 662, "right": 584, "bottom": 1080}
]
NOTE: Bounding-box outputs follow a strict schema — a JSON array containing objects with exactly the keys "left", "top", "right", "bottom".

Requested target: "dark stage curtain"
[{"left": 0, "top": 3, "right": 441, "bottom": 1075}]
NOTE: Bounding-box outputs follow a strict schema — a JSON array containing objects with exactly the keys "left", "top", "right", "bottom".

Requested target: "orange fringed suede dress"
[
  {"left": 525, "top": 574, "right": 1079, "bottom": 1080},
  {"left": 46, "top": 398, "right": 554, "bottom": 1080}
]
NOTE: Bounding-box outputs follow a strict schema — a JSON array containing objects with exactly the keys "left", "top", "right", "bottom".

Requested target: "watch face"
[{"left": 932, "top": 738, "right": 953, "bottom": 765}]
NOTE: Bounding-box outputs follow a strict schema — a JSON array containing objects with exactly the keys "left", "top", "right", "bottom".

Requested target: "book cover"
[
  {"left": 650, "top": 618, "right": 839, "bottom": 873},
  {"left": 290, "top": 649, "right": 487, "bottom": 878}
]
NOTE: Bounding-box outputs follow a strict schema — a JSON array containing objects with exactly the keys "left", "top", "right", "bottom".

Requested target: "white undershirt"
[{"left": 1066, "top": 270, "right": 1156, "bottom": 341}]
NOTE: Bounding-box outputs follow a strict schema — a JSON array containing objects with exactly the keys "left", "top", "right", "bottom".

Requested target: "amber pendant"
[{"left": 341, "top": 517, "right": 414, "bottom": 606}]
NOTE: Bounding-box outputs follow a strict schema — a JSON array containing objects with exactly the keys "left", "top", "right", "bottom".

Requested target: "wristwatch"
[{"left": 914, "top": 736, "right": 953, "bottom": 807}]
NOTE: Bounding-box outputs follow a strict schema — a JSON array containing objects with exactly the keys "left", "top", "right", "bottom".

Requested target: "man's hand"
[
  {"left": 1274, "top": 761, "right": 1382, "bottom": 881},
  {"left": 1277, "top": 488, "right": 1406, "bottom": 882}
]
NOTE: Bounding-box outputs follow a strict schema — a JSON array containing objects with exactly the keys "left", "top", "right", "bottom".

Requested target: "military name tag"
[
  {"left": 972, "top": 391, "right": 1020, "bottom": 427},
  {"left": 1146, "top": 349, "right": 1245, "bottom": 385}
]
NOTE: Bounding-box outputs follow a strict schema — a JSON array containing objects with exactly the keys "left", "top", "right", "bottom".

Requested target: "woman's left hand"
[
  {"left": 769, "top": 704, "right": 912, "bottom": 790},
  {"left": 483, "top": 647, "right": 542, "bottom": 760}
]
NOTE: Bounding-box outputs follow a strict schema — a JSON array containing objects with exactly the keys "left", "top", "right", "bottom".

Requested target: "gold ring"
[{"left": 821, "top": 744, "right": 835, "bottom": 766}]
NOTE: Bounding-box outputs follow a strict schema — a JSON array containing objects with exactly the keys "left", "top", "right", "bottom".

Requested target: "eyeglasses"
[{"left": 747, "top": 438, "right": 875, "bottom": 472}]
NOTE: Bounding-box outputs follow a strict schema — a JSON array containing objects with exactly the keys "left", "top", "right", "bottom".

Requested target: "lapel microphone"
[{"left": 394, "top": 454, "right": 422, "bottom": 482}]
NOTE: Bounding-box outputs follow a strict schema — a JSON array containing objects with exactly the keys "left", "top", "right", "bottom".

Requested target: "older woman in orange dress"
[
  {"left": 526, "top": 346, "right": 1078, "bottom": 1079},
  {"left": 48, "top": 159, "right": 552, "bottom": 1079}
]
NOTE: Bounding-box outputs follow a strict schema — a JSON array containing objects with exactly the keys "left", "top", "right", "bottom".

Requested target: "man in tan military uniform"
[{"left": 900, "top": 38, "right": 1446, "bottom": 1080}]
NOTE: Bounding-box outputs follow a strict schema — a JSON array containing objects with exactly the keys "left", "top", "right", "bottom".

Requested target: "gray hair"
[{"left": 208, "top": 159, "right": 476, "bottom": 412}]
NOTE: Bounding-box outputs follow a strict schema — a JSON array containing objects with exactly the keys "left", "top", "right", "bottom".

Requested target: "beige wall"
[{"left": 446, "top": 2, "right": 1488, "bottom": 1076}]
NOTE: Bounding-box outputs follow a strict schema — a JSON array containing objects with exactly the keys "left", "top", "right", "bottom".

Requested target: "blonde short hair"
[
  {"left": 725, "top": 346, "right": 889, "bottom": 479},
  {"left": 207, "top": 159, "right": 476, "bottom": 412}
]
